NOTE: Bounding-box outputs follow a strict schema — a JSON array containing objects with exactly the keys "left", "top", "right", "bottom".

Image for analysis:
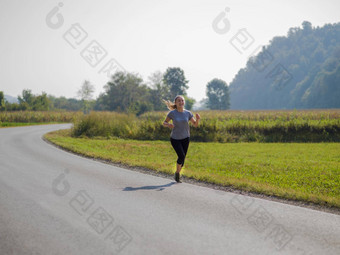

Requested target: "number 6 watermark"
[
  {"left": 45, "top": 2, "right": 126, "bottom": 79},
  {"left": 52, "top": 169, "right": 132, "bottom": 254},
  {"left": 212, "top": 7, "right": 293, "bottom": 91}
]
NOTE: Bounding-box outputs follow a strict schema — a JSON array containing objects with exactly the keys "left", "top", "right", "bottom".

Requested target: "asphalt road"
[{"left": 0, "top": 124, "right": 339, "bottom": 255}]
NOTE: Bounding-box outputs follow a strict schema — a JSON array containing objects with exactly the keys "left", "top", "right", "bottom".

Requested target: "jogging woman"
[{"left": 163, "top": 95, "right": 200, "bottom": 183}]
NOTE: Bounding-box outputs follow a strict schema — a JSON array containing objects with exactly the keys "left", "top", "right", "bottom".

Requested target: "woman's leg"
[
  {"left": 171, "top": 137, "right": 190, "bottom": 174},
  {"left": 171, "top": 138, "right": 185, "bottom": 173},
  {"left": 181, "top": 137, "right": 190, "bottom": 165},
  {"left": 178, "top": 138, "right": 190, "bottom": 174},
  {"left": 176, "top": 163, "right": 182, "bottom": 174}
]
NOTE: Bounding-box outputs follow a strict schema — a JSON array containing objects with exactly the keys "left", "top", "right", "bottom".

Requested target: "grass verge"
[{"left": 44, "top": 129, "right": 340, "bottom": 209}]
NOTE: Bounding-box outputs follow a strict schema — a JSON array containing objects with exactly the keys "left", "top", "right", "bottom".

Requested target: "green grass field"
[{"left": 45, "top": 129, "right": 340, "bottom": 209}]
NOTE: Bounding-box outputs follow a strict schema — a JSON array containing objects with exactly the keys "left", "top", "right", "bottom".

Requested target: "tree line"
[
  {"left": 0, "top": 90, "right": 84, "bottom": 112},
  {"left": 229, "top": 21, "right": 340, "bottom": 109},
  {"left": 1, "top": 67, "right": 230, "bottom": 114},
  {"left": 2, "top": 21, "right": 339, "bottom": 112}
]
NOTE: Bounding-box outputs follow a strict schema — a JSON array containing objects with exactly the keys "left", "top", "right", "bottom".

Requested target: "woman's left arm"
[{"left": 190, "top": 113, "right": 201, "bottom": 127}]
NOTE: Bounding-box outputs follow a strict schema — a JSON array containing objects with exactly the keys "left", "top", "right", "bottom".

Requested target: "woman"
[{"left": 163, "top": 95, "right": 200, "bottom": 183}]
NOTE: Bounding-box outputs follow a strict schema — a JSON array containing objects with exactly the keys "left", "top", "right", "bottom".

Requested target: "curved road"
[{"left": 0, "top": 124, "right": 339, "bottom": 255}]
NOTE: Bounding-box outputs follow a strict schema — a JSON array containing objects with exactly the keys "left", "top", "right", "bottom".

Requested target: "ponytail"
[
  {"left": 163, "top": 95, "right": 183, "bottom": 111},
  {"left": 163, "top": 99, "right": 177, "bottom": 110}
]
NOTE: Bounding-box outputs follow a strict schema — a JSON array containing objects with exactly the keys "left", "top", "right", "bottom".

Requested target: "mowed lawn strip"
[{"left": 45, "top": 129, "right": 340, "bottom": 208}]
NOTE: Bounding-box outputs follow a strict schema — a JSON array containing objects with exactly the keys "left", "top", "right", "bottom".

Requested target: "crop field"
[
  {"left": 0, "top": 111, "right": 81, "bottom": 126},
  {"left": 71, "top": 109, "right": 340, "bottom": 142}
]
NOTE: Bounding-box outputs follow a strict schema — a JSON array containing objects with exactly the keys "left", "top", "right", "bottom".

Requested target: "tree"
[
  {"left": 32, "top": 92, "right": 50, "bottom": 111},
  {"left": 101, "top": 72, "right": 153, "bottom": 115},
  {"left": 302, "top": 21, "right": 312, "bottom": 33},
  {"left": 163, "top": 67, "right": 189, "bottom": 99},
  {"left": 77, "top": 80, "right": 95, "bottom": 114},
  {"left": 18, "top": 89, "right": 34, "bottom": 110},
  {"left": 228, "top": 21, "right": 340, "bottom": 109},
  {"left": 206, "top": 78, "right": 230, "bottom": 110},
  {"left": 48, "top": 95, "right": 83, "bottom": 111},
  {"left": 183, "top": 96, "right": 196, "bottom": 111},
  {"left": 16, "top": 89, "right": 51, "bottom": 111},
  {"left": 94, "top": 92, "right": 109, "bottom": 111},
  {"left": 0, "top": 91, "right": 5, "bottom": 110},
  {"left": 147, "top": 71, "right": 169, "bottom": 111}
]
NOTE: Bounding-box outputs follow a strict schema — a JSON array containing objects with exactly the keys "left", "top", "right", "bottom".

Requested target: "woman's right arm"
[{"left": 163, "top": 116, "right": 174, "bottom": 129}]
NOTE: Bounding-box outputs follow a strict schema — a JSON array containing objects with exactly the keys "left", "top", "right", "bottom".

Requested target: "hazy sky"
[{"left": 1, "top": 0, "right": 339, "bottom": 101}]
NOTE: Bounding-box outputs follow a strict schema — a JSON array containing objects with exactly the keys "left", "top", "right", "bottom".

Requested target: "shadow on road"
[{"left": 123, "top": 182, "right": 177, "bottom": 191}]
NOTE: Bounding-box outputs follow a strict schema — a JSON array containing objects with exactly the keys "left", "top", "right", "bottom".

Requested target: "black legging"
[{"left": 170, "top": 137, "right": 190, "bottom": 167}]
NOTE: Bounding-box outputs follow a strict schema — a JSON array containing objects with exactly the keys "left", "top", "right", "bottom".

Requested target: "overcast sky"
[{"left": 1, "top": 0, "right": 339, "bottom": 102}]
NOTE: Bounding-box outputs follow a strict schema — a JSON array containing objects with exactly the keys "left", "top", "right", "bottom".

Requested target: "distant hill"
[
  {"left": 5, "top": 95, "right": 18, "bottom": 104},
  {"left": 229, "top": 21, "right": 340, "bottom": 109}
]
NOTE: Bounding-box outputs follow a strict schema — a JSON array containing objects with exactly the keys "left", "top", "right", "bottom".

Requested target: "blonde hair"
[{"left": 163, "top": 95, "right": 184, "bottom": 111}]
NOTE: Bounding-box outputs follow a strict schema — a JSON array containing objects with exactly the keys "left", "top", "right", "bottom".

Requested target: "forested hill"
[{"left": 229, "top": 21, "right": 340, "bottom": 109}]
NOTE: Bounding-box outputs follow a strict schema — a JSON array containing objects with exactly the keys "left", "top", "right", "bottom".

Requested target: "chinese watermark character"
[
  {"left": 63, "top": 23, "right": 88, "bottom": 49},
  {"left": 105, "top": 226, "right": 133, "bottom": 254},
  {"left": 249, "top": 46, "right": 274, "bottom": 72},
  {"left": 98, "top": 58, "right": 126, "bottom": 78},
  {"left": 266, "top": 224, "right": 293, "bottom": 250},
  {"left": 229, "top": 28, "right": 255, "bottom": 54},
  {"left": 266, "top": 64, "right": 293, "bottom": 90},
  {"left": 230, "top": 194, "right": 255, "bottom": 215},
  {"left": 81, "top": 40, "right": 108, "bottom": 67},
  {"left": 87, "top": 206, "right": 114, "bottom": 234},
  {"left": 69, "top": 190, "right": 94, "bottom": 215},
  {"left": 247, "top": 205, "right": 273, "bottom": 233}
]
